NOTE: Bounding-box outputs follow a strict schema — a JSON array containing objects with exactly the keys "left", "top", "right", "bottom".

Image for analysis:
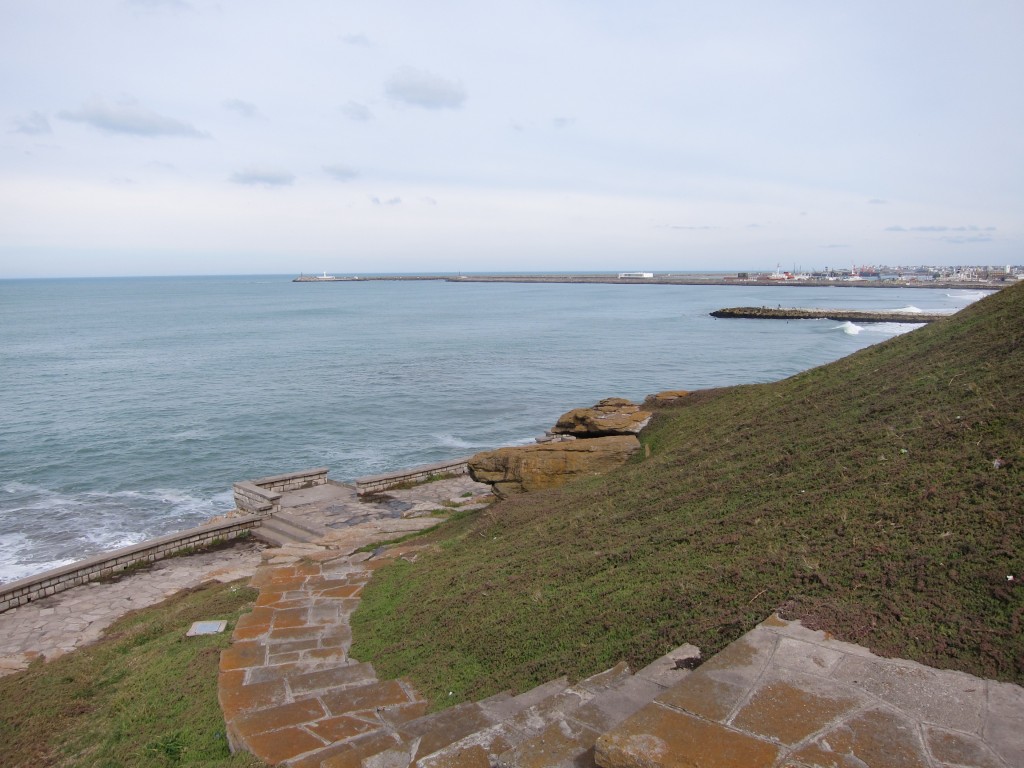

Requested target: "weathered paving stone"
[
  {"left": 418, "top": 743, "right": 491, "bottom": 768},
  {"left": 654, "top": 669, "right": 748, "bottom": 721},
  {"left": 304, "top": 713, "right": 380, "bottom": 744},
  {"left": 231, "top": 698, "right": 327, "bottom": 739},
  {"left": 218, "top": 672, "right": 288, "bottom": 717},
  {"left": 982, "top": 679, "right": 1024, "bottom": 767},
  {"left": 219, "top": 640, "right": 267, "bottom": 671},
  {"left": 243, "top": 726, "right": 327, "bottom": 765},
  {"left": 730, "top": 670, "right": 862, "bottom": 745},
  {"left": 595, "top": 705, "right": 781, "bottom": 768},
  {"left": 831, "top": 654, "right": 987, "bottom": 732},
  {"left": 923, "top": 725, "right": 1005, "bottom": 768},
  {"left": 313, "top": 730, "right": 404, "bottom": 768},
  {"left": 396, "top": 702, "right": 496, "bottom": 762},
  {"left": 788, "top": 707, "right": 930, "bottom": 768},
  {"left": 497, "top": 716, "right": 602, "bottom": 768},
  {"left": 287, "top": 661, "right": 377, "bottom": 696},
  {"left": 321, "top": 679, "right": 421, "bottom": 716}
]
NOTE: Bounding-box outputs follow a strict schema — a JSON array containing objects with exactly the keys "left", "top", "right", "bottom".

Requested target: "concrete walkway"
[{"left": 0, "top": 539, "right": 265, "bottom": 676}]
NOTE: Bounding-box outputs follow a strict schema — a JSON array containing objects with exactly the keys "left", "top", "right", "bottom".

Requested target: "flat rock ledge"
[{"left": 551, "top": 397, "right": 653, "bottom": 438}]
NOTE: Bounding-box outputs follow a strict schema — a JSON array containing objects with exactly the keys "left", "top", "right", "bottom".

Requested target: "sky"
[{"left": 1, "top": 0, "right": 1021, "bottom": 278}]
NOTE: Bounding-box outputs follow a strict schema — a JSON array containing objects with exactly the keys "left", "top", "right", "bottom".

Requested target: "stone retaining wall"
[
  {"left": 232, "top": 467, "right": 329, "bottom": 514},
  {"left": 0, "top": 516, "right": 261, "bottom": 614},
  {"left": 354, "top": 457, "right": 471, "bottom": 495}
]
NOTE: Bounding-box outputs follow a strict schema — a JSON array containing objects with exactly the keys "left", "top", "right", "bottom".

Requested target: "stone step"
[
  {"left": 409, "top": 646, "right": 701, "bottom": 768},
  {"left": 254, "top": 515, "right": 323, "bottom": 547},
  {"left": 275, "top": 510, "right": 335, "bottom": 539},
  {"left": 402, "top": 665, "right": 620, "bottom": 768}
]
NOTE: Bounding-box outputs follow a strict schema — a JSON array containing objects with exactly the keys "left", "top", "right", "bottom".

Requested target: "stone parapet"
[
  {"left": 354, "top": 457, "right": 471, "bottom": 496},
  {"left": 233, "top": 467, "right": 329, "bottom": 514},
  {"left": 0, "top": 516, "right": 261, "bottom": 614},
  {"left": 232, "top": 481, "right": 282, "bottom": 515}
]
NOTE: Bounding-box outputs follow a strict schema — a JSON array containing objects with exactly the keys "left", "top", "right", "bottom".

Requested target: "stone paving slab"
[
  {"left": 0, "top": 539, "right": 265, "bottom": 676},
  {"left": 595, "top": 614, "right": 1024, "bottom": 768}
]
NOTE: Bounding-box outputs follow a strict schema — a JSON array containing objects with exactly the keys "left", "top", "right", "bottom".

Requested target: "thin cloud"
[
  {"left": 552, "top": 117, "right": 575, "bottom": 129},
  {"left": 12, "top": 111, "right": 51, "bottom": 135},
  {"left": 944, "top": 236, "right": 994, "bottom": 244},
  {"left": 821, "top": 243, "right": 848, "bottom": 248},
  {"left": 341, "top": 33, "right": 371, "bottom": 46},
  {"left": 341, "top": 101, "right": 373, "bottom": 121},
  {"left": 668, "top": 225, "right": 717, "bottom": 230},
  {"left": 229, "top": 168, "right": 295, "bottom": 186},
  {"left": 385, "top": 67, "right": 466, "bottom": 110},
  {"left": 223, "top": 99, "right": 260, "bottom": 118},
  {"left": 323, "top": 164, "right": 359, "bottom": 181},
  {"left": 867, "top": 198, "right": 887, "bottom": 204},
  {"left": 370, "top": 196, "right": 401, "bottom": 205},
  {"left": 58, "top": 97, "right": 207, "bottom": 138},
  {"left": 124, "top": 0, "right": 193, "bottom": 12},
  {"left": 886, "top": 225, "right": 996, "bottom": 233}
]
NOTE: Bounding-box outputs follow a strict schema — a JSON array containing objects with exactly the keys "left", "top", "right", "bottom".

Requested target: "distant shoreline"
[{"left": 293, "top": 273, "right": 1010, "bottom": 290}]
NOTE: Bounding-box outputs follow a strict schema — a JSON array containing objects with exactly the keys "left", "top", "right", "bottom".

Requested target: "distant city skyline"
[{"left": 1, "top": 1, "right": 1021, "bottom": 278}]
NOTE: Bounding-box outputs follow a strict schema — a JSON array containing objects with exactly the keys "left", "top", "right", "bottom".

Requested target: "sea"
[{"left": 0, "top": 275, "right": 992, "bottom": 583}]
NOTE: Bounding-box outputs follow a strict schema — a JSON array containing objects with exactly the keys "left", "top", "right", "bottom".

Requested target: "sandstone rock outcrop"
[
  {"left": 550, "top": 397, "right": 652, "bottom": 437},
  {"left": 468, "top": 435, "right": 641, "bottom": 497},
  {"left": 469, "top": 397, "right": 652, "bottom": 497}
]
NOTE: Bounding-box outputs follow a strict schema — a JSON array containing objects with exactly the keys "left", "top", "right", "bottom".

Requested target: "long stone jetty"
[
  {"left": 291, "top": 273, "right": 1011, "bottom": 290},
  {"left": 710, "top": 307, "right": 950, "bottom": 323}
]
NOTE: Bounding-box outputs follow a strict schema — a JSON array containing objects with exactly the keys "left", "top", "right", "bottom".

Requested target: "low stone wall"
[
  {"left": 354, "top": 457, "right": 471, "bottom": 495},
  {"left": 232, "top": 482, "right": 282, "bottom": 515},
  {"left": 233, "top": 467, "right": 329, "bottom": 514},
  {"left": 0, "top": 516, "right": 261, "bottom": 614}
]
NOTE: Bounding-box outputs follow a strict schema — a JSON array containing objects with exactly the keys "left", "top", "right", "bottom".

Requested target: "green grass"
[
  {"left": 351, "top": 283, "right": 1024, "bottom": 709},
  {"left": 0, "top": 580, "right": 267, "bottom": 768}
]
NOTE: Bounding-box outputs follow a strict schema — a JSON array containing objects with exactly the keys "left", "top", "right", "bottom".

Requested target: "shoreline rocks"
[
  {"left": 468, "top": 398, "right": 650, "bottom": 497},
  {"left": 551, "top": 397, "right": 652, "bottom": 437},
  {"left": 468, "top": 435, "right": 641, "bottom": 497}
]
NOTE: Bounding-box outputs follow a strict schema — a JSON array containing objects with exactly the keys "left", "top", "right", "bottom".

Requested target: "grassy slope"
[
  {"left": 351, "top": 284, "right": 1023, "bottom": 708},
  {"left": 0, "top": 580, "right": 266, "bottom": 768}
]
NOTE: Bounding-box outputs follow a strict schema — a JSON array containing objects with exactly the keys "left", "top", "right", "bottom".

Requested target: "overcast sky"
[{"left": 1, "top": 0, "right": 1021, "bottom": 277}]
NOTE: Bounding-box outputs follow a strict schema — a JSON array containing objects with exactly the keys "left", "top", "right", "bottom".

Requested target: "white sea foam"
[
  {"left": 0, "top": 483, "right": 230, "bottom": 583},
  {"left": 836, "top": 321, "right": 863, "bottom": 335},
  {"left": 894, "top": 305, "right": 924, "bottom": 313},
  {"left": 0, "top": 557, "right": 79, "bottom": 584},
  {"left": 947, "top": 290, "right": 994, "bottom": 302},
  {"left": 434, "top": 433, "right": 479, "bottom": 449},
  {"left": 863, "top": 322, "right": 926, "bottom": 336}
]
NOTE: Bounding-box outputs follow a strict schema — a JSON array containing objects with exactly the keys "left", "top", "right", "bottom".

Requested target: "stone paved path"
[
  {"left": 219, "top": 542, "right": 433, "bottom": 766},
  {"left": 597, "top": 614, "right": 1024, "bottom": 768},
  {"left": 0, "top": 539, "right": 264, "bottom": 676}
]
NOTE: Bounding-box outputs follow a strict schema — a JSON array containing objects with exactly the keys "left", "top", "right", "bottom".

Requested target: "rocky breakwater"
[{"left": 468, "top": 398, "right": 651, "bottom": 497}]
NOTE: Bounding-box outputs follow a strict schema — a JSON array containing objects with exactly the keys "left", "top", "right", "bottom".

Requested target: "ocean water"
[{"left": 0, "top": 276, "right": 991, "bottom": 582}]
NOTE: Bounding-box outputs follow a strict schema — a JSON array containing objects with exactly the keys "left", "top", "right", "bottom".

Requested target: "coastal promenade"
[
  {"left": 2, "top": 472, "right": 1022, "bottom": 765},
  {"left": 0, "top": 540, "right": 264, "bottom": 676},
  {"left": 216, "top": 480, "right": 1024, "bottom": 767}
]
